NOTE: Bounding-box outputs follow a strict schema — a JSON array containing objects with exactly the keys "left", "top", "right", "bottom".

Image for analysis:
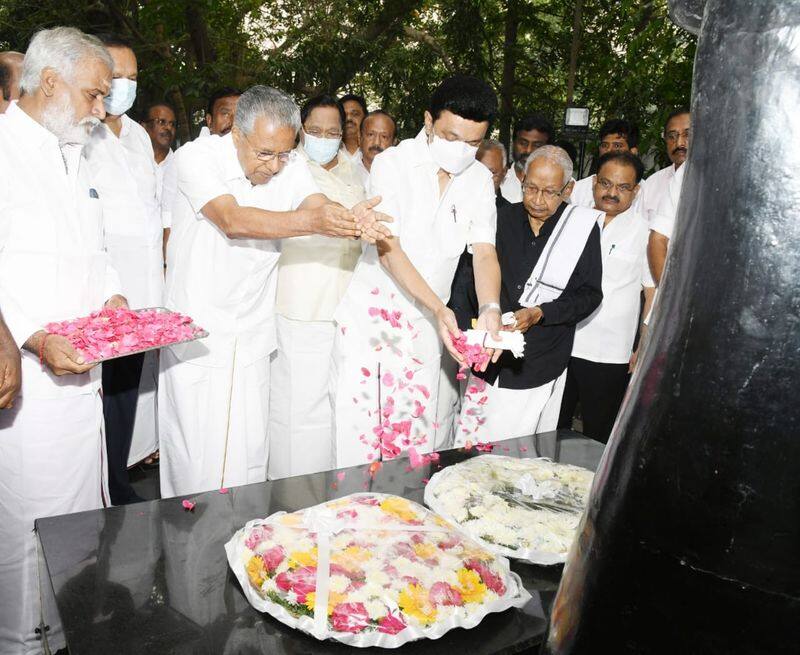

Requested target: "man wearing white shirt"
[
  {"left": 85, "top": 34, "right": 163, "bottom": 504},
  {"left": 570, "top": 118, "right": 640, "bottom": 208},
  {"left": 269, "top": 94, "right": 365, "bottom": 478},
  {"left": 500, "top": 113, "right": 554, "bottom": 204},
  {"left": 638, "top": 107, "right": 691, "bottom": 225},
  {"left": 159, "top": 85, "right": 389, "bottom": 497},
  {"left": 142, "top": 102, "right": 178, "bottom": 260},
  {"left": 648, "top": 161, "right": 686, "bottom": 284},
  {"left": 0, "top": 27, "right": 126, "bottom": 653},
  {"left": 356, "top": 109, "right": 397, "bottom": 184},
  {"left": 558, "top": 152, "right": 655, "bottom": 443},
  {"left": 339, "top": 92, "right": 367, "bottom": 163},
  {"left": 331, "top": 75, "right": 503, "bottom": 467}
]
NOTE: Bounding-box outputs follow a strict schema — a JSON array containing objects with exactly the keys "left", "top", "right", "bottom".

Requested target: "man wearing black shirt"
[{"left": 456, "top": 145, "right": 603, "bottom": 441}]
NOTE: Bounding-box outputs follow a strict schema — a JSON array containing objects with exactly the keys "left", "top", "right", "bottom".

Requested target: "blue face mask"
[
  {"left": 103, "top": 78, "right": 137, "bottom": 116},
  {"left": 303, "top": 130, "right": 341, "bottom": 165}
]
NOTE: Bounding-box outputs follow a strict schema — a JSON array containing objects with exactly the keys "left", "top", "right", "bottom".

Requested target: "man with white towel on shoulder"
[{"left": 459, "top": 145, "right": 603, "bottom": 442}]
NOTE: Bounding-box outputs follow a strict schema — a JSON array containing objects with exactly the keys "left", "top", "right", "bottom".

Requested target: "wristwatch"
[{"left": 478, "top": 302, "right": 502, "bottom": 315}]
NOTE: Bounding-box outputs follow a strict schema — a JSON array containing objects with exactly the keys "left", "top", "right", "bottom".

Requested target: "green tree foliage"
[{"left": 0, "top": 0, "right": 694, "bottom": 166}]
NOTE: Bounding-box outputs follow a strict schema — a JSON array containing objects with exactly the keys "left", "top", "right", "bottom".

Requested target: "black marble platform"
[{"left": 37, "top": 430, "right": 604, "bottom": 654}]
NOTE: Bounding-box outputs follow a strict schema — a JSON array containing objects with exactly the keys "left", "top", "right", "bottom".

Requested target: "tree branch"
[{"left": 402, "top": 26, "right": 454, "bottom": 71}]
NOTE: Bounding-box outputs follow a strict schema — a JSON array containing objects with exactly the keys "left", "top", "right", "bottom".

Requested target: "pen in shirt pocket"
[
  {"left": 451, "top": 205, "right": 457, "bottom": 222},
  {"left": 608, "top": 243, "right": 616, "bottom": 255}
]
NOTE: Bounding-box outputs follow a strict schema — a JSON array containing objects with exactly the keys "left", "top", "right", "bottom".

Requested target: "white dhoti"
[
  {"left": 0, "top": 377, "right": 106, "bottom": 655},
  {"left": 127, "top": 350, "right": 159, "bottom": 466},
  {"left": 158, "top": 340, "right": 272, "bottom": 498},
  {"left": 456, "top": 370, "right": 567, "bottom": 444},
  {"left": 268, "top": 316, "right": 336, "bottom": 479},
  {"left": 434, "top": 354, "right": 462, "bottom": 450},
  {"left": 330, "top": 314, "right": 443, "bottom": 469}
]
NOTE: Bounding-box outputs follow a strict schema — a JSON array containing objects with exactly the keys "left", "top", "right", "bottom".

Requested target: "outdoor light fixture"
[{"left": 564, "top": 106, "right": 590, "bottom": 129}]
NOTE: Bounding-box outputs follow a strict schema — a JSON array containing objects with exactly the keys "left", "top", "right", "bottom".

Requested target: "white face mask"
[
  {"left": 103, "top": 78, "right": 137, "bottom": 116},
  {"left": 303, "top": 131, "right": 341, "bottom": 165},
  {"left": 428, "top": 132, "right": 478, "bottom": 175}
]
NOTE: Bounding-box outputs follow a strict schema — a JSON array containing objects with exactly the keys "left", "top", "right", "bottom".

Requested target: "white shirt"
[
  {"left": 276, "top": 145, "right": 365, "bottom": 321},
  {"left": 85, "top": 114, "right": 163, "bottom": 308},
  {"left": 157, "top": 148, "right": 178, "bottom": 229},
  {"left": 339, "top": 144, "right": 362, "bottom": 165},
  {"left": 650, "top": 163, "right": 686, "bottom": 240},
  {"left": 354, "top": 156, "right": 370, "bottom": 186},
  {"left": 500, "top": 166, "right": 523, "bottom": 203},
  {"left": 165, "top": 133, "right": 319, "bottom": 366},
  {"left": 569, "top": 175, "right": 596, "bottom": 208},
  {"left": 335, "top": 129, "right": 497, "bottom": 327},
  {"left": 639, "top": 163, "right": 678, "bottom": 224},
  {"left": 0, "top": 101, "right": 121, "bottom": 397},
  {"left": 572, "top": 206, "right": 654, "bottom": 364}
]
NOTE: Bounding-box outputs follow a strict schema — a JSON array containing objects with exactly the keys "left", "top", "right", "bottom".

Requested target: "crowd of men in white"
[{"left": 0, "top": 28, "right": 689, "bottom": 653}]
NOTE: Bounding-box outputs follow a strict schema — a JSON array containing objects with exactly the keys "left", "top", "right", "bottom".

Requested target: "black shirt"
[
  {"left": 479, "top": 201, "right": 603, "bottom": 389},
  {"left": 448, "top": 192, "right": 511, "bottom": 330}
]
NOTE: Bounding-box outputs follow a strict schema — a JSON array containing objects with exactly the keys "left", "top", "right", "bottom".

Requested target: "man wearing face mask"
[
  {"left": 269, "top": 94, "right": 365, "bottom": 478},
  {"left": 330, "top": 75, "right": 504, "bottom": 467},
  {"left": 85, "top": 34, "right": 163, "bottom": 504},
  {"left": 0, "top": 27, "right": 126, "bottom": 652}
]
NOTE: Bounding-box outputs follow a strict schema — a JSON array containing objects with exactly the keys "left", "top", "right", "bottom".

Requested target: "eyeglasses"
[
  {"left": 665, "top": 128, "right": 691, "bottom": 142},
  {"left": 522, "top": 180, "right": 569, "bottom": 200},
  {"left": 145, "top": 118, "right": 176, "bottom": 129},
  {"left": 596, "top": 178, "right": 635, "bottom": 194},
  {"left": 304, "top": 127, "right": 342, "bottom": 139},
  {"left": 244, "top": 132, "right": 297, "bottom": 163}
]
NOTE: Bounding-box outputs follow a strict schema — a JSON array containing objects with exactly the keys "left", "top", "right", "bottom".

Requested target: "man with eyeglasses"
[
  {"left": 142, "top": 102, "right": 179, "bottom": 259},
  {"left": 639, "top": 107, "right": 690, "bottom": 226},
  {"left": 558, "top": 151, "right": 655, "bottom": 443},
  {"left": 570, "top": 118, "right": 640, "bottom": 208},
  {"left": 85, "top": 33, "right": 163, "bottom": 504},
  {"left": 456, "top": 145, "right": 602, "bottom": 443},
  {"left": 646, "top": 108, "right": 691, "bottom": 284},
  {"left": 158, "top": 85, "right": 389, "bottom": 497},
  {"left": 500, "top": 113, "right": 554, "bottom": 203},
  {"left": 269, "top": 93, "right": 365, "bottom": 478},
  {"left": 331, "top": 74, "right": 504, "bottom": 465}
]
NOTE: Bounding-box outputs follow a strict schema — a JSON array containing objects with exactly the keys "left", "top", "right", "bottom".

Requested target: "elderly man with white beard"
[{"left": 0, "top": 27, "right": 126, "bottom": 653}]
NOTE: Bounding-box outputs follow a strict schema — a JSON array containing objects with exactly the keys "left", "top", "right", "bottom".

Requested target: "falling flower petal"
[
  {"left": 182, "top": 499, "right": 196, "bottom": 511},
  {"left": 219, "top": 488, "right": 229, "bottom": 494},
  {"left": 336, "top": 471, "right": 346, "bottom": 481}
]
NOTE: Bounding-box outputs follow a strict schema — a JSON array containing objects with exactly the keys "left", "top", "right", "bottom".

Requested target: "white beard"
[{"left": 41, "top": 92, "right": 100, "bottom": 145}]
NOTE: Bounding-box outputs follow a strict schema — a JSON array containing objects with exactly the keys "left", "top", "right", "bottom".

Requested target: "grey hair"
[
  {"left": 524, "top": 145, "right": 573, "bottom": 184},
  {"left": 20, "top": 27, "right": 113, "bottom": 95},
  {"left": 234, "top": 85, "right": 301, "bottom": 135},
  {"left": 478, "top": 138, "right": 507, "bottom": 163}
]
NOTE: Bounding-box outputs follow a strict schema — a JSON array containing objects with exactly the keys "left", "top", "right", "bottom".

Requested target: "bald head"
[{"left": 0, "top": 51, "right": 24, "bottom": 113}]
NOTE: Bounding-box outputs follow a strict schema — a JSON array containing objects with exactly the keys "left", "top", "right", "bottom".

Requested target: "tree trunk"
[
  {"left": 499, "top": 0, "right": 520, "bottom": 153},
  {"left": 566, "top": 0, "right": 584, "bottom": 106}
]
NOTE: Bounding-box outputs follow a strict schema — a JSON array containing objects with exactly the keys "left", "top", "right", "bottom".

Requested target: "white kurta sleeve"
[
  {"left": 467, "top": 171, "right": 497, "bottom": 247},
  {"left": 366, "top": 154, "right": 402, "bottom": 238},
  {"left": 289, "top": 158, "right": 322, "bottom": 210},
  {"left": 102, "top": 253, "right": 124, "bottom": 303},
  {"left": 176, "top": 139, "right": 230, "bottom": 215}
]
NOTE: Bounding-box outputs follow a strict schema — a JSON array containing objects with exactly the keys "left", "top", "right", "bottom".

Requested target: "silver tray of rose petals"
[{"left": 44, "top": 307, "right": 208, "bottom": 364}]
